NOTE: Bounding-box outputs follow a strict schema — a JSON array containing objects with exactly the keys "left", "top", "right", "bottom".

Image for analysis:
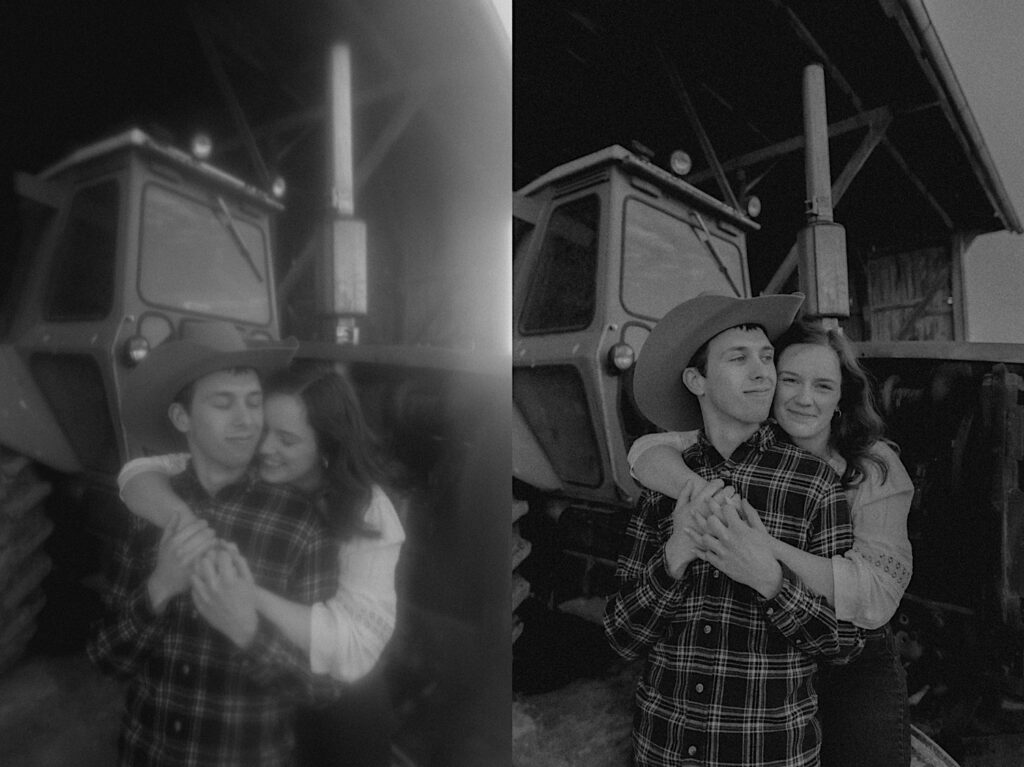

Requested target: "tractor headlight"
[
  {"left": 122, "top": 336, "right": 150, "bottom": 367},
  {"left": 608, "top": 342, "right": 636, "bottom": 373},
  {"left": 271, "top": 175, "right": 287, "bottom": 199},
  {"left": 191, "top": 132, "right": 213, "bottom": 161},
  {"left": 669, "top": 150, "right": 692, "bottom": 176}
]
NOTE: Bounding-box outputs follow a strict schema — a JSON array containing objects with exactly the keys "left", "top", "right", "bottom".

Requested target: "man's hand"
[
  {"left": 191, "top": 543, "right": 259, "bottom": 648},
  {"left": 697, "top": 495, "right": 782, "bottom": 598},
  {"left": 664, "top": 478, "right": 723, "bottom": 579},
  {"left": 147, "top": 517, "right": 217, "bottom": 613}
]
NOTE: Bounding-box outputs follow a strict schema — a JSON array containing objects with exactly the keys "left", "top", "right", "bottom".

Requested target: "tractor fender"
[
  {"left": 0, "top": 345, "right": 81, "bottom": 474},
  {"left": 513, "top": 403, "right": 561, "bottom": 492}
]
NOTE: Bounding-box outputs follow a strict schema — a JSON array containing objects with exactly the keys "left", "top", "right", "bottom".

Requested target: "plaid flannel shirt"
[
  {"left": 604, "top": 422, "right": 865, "bottom": 767},
  {"left": 88, "top": 464, "right": 341, "bottom": 767}
]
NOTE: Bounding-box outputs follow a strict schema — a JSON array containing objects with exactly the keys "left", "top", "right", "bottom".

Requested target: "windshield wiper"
[
  {"left": 215, "top": 195, "right": 263, "bottom": 282},
  {"left": 695, "top": 212, "right": 741, "bottom": 297}
]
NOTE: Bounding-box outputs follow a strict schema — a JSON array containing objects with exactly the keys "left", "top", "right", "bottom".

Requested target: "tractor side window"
[
  {"left": 45, "top": 180, "right": 119, "bottom": 321},
  {"left": 621, "top": 198, "right": 746, "bottom": 320},
  {"left": 519, "top": 195, "right": 599, "bottom": 334}
]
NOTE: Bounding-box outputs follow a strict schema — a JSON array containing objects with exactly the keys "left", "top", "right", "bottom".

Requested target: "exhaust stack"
[
  {"left": 317, "top": 43, "right": 367, "bottom": 343},
  {"left": 797, "top": 64, "right": 849, "bottom": 325}
]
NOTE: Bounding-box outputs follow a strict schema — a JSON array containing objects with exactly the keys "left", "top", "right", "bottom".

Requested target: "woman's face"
[
  {"left": 772, "top": 343, "right": 842, "bottom": 450},
  {"left": 258, "top": 393, "right": 323, "bottom": 492}
]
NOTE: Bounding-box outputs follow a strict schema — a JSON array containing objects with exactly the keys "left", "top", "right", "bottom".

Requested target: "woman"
[
  {"left": 628, "top": 319, "right": 913, "bottom": 767},
  {"left": 118, "top": 361, "right": 405, "bottom": 767}
]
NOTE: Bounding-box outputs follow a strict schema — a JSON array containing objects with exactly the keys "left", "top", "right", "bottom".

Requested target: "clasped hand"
[
  {"left": 667, "top": 478, "right": 782, "bottom": 598},
  {"left": 191, "top": 541, "right": 259, "bottom": 648},
  {"left": 147, "top": 515, "right": 258, "bottom": 647}
]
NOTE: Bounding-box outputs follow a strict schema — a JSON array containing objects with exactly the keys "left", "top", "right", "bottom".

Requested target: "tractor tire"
[
  {"left": 512, "top": 498, "right": 531, "bottom": 644},
  {"left": 0, "top": 450, "right": 54, "bottom": 674}
]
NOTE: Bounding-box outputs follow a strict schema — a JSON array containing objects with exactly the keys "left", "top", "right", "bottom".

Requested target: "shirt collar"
[
  {"left": 694, "top": 421, "right": 779, "bottom": 466},
  {"left": 174, "top": 458, "right": 260, "bottom": 501}
]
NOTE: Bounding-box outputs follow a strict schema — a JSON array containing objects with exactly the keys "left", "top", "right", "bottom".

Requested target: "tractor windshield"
[
  {"left": 621, "top": 197, "right": 746, "bottom": 320},
  {"left": 137, "top": 184, "right": 272, "bottom": 324}
]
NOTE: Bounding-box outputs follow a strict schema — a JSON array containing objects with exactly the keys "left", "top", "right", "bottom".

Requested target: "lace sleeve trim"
[
  {"left": 329, "top": 589, "right": 395, "bottom": 646},
  {"left": 849, "top": 545, "right": 912, "bottom": 589}
]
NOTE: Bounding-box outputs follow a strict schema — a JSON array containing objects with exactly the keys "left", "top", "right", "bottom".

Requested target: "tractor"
[
  {"left": 0, "top": 126, "right": 507, "bottom": 765},
  {"left": 511, "top": 140, "right": 1024, "bottom": 756}
]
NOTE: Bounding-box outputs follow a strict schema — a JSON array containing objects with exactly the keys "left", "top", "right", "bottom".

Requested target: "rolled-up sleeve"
[
  {"left": 309, "top": 487, "right": 405, "bottom": 681},
  {"left": 117, "top": 453, "right": 189, "bottom": 495},
  {"left": 626, "top": 431, "right": 697, "bottom": 480}
]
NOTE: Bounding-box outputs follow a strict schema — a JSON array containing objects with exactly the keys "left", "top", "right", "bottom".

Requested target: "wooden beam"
[
  {"left": 950, "top": 232, "right": 971, "bottom": 341},
  {"left": 190, "top": 5, "right": 271, "bottom": 188},
  {"left": 879, "top": 135, "right": 955, "bottom": 229},
  {"left": 772, "top": 0, "right": 954, "bottom": 230},
  {"left": 277, "top": 231, "right": 320, "bottom": 304},
  {"left": 688, "top": 106, "right": 892, "bottom": 185},
  {"left": 896, "top": 269, "right": 950, "bottom": 340},
  {"left": 354, "top": 87, "right": 429, "bottom": 193}
]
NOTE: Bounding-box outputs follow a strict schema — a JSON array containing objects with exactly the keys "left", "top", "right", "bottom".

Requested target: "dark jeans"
[
  {"left": 295, "top": 669, "right": 394, "bottom": 767},
  {"left": 817, "top": 625, "right": 909, "bottom": 767}
]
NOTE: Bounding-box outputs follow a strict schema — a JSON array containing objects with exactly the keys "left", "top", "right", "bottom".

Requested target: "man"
[
  {"left": 603, "top": 293, "right": 864, "bottom": 767},
  {"left": 88, "top": 321, "right": 340, "bottom": 766}
]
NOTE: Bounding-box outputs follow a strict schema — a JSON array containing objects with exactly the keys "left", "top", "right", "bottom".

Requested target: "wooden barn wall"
[{"left": 865, "top": 247, "right": 954, "bottom": 341}]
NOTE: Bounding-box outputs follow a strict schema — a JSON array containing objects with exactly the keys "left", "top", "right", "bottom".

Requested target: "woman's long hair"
[
  {"left": 264, "top": 361, "right": 391, "bottom": 539},
  {"left": 773, "top": 319, "right": 892, "bottom": 488}
]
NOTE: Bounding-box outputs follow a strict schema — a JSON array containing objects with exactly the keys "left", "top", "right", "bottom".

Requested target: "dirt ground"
[
  {"left": 511, "top": 607, "right": 1024, "bottom": 767},
  {"left": 513, "top": 660, "right": 638, "bottom": 767},
  {"left": 513, "top": 660, "right": 1024, "bottom": 767}
]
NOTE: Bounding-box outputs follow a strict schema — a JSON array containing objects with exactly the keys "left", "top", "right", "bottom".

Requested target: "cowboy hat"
[
  {"left": 121, "top": 320, "right": 298, "bottom": 452},
  {"left": 633, "top": 292, "right": 804, "bottom": 431}
]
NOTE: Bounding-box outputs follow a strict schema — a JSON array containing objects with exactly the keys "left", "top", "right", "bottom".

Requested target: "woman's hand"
[
  {"left": 665, "top": 478, "right": 723, "bottom": 578},
  {"left": 681, "top": 491, "right": 783, "bottom": 598},
  {"left": 147, "top": 517, "right": 217, "bottom": 613},
  {"left": 191, "top": 543, "right": 259, "bottom": 648},
  {"left": 732, "top": 498, "right": 775, "bottom": 549}
]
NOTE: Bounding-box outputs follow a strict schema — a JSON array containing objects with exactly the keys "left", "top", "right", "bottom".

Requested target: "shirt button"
[
  {"left": 173, "top": 720, "right": 182, "bottom": 733},
  {"left": 713, "top": 570, "right": 720, "bottom": 578},
  {"left": 695, "top": 683, "right": 704, "bottom": 693},
  {"left": 182, "top": 664, "right": 190, "bottom": 676},
  {"left": 703, "top": 624, "right": 712, "bottom": 634},
  {"left": 766, "top": 607, "right": 774, "bottom": 615},
  {"left": 687, "top": 745, "right": 698, "bottom": 756}
]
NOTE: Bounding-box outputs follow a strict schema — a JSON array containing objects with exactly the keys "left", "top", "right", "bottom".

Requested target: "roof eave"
[{"left": 891, "top": 0, "right": 1022, "bottom": 233}]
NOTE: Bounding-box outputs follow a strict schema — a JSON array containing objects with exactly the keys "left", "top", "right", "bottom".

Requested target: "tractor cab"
[
  {"left": 513, "top": 145, "right": 758, "bottom": 511},
  {"left": 2, "top": 129, "right": 283, "bottom": 477}
]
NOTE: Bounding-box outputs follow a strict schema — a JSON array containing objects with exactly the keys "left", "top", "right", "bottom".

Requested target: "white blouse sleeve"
[
  {"left": 831, "top": 442, "right": 914, "bottom": 629},
  {"left": 626, "top": 431, "right": 699, "bottom": 480},
  {"left": 116, "top": 453, "right": 189, "bottom": 496},
  {"left": 309, "top": 486, "right": 406, "bottom": 682}
]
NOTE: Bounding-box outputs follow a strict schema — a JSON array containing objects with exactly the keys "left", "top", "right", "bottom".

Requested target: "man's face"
[
  {"left": 171, "top": 369, "right": 264, "bottom": 472},
  {"left": 688, "top": 326, "right": 776, "bottom": 429}
]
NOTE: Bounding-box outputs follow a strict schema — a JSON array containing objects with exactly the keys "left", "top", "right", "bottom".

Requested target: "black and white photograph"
[
  {"left": 513, "top": 2, "right": 1024, "bottom": 766},
  {"left": 0, "top": 2, "right": 510, "bottom": 766}
]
